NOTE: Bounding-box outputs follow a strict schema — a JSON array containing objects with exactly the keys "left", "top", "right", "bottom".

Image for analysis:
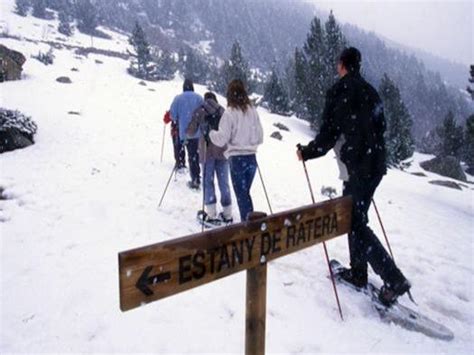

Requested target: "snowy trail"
[{"left": 1, "top": 1, "right": 473, "bottom": 353}]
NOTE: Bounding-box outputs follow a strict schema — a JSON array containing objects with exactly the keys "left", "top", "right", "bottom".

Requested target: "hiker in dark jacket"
[
  {"left": 187, "top": 92, "right": 233, "bottom": 225},
  {"left": 297, "top": 47, "right": 411, "bottom": 306}
]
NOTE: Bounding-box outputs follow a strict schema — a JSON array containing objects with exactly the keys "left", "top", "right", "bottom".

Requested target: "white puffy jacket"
[{"left": 209, "top": 106, "right": 264, "bottom": 158}]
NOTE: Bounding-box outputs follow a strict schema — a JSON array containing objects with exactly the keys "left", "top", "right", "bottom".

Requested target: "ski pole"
[
  {"left": 158, "top": 164, "right": 177, "bottom": 208},
  {"left": 256, "top": 162, "right": 273, "bottom": 214},
  {"left": 160, "top": 123, "right": 166, "bottom": 163},
  {"left": 298, "top": 146, "right": 344, "bottom": 321},
  {"left": 201, "top": 142, "right": 208, "bottom": 233},
  {"left": 372, "top": 198, "right": 394, "bottom": 260}
]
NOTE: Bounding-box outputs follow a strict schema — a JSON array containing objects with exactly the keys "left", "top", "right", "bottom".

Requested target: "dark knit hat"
[
  {"left": 339, "top": 47, "right": 361, "bottom": 73},
  {"left": 204, "top": 92, "right": 217, "bottom": 102},
  {"left": 183, "top": 78, "right": 194, "bottom": 92}
]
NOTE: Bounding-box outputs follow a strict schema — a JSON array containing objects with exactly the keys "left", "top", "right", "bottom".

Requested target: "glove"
[{"left": 296, "top": 143, "right": 305, "bottom": 161}]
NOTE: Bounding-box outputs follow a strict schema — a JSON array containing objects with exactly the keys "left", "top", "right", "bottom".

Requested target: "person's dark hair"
[
  {"left": 183, "top": 78, "right": 194, "bottom": 92},
  {"left": 339, "top": 47, "right": 361, "bottom": 73},
  {"left": 204, "top": 92, "right": 217, "bottom": 102},
  {"left": 226, "top": 79, "right": 251, "bottom": 112}
]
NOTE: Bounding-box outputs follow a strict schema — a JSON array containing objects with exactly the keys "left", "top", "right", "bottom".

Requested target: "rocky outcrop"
[
  {"left": 0, "top": 44, "right": 26, "bottom": 81},
  {"left": 420, "top": 156, "right": 467, "bottom": 182},
  {"left": 56, "top": 76, "right": 72, "bottom": 84},
  {"left": 429, "top": 180, "right": 463, "bottom": 190},
  {"left": 0, "top": 109, "right": 37, "bottom": 154},
  {"left": 270, "top": 131, "right": 283, "bottom": 141}
]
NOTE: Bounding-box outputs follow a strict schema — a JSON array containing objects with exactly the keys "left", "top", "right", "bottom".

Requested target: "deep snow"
[{"left": 1, "top": 1, "right": 473, "bottom": 353}]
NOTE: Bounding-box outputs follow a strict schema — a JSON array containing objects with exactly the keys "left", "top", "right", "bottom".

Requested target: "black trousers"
[
  {"left": 173, "top": 135, "right": 186, "bottom": 168},
  {"left": 343, "top": 175, "right": 405, "bottom": 286},
  {"left": 185, "top": 138, "right": 200, "bottom": 184}
]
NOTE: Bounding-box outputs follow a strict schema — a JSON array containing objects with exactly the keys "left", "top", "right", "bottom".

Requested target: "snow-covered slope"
[{"left": 1, "top": 2, "right": 473, "bottom": 353}]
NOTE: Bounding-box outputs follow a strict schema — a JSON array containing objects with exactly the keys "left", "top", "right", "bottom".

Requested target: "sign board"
[{"left": 119, "top": 196, "right": 352, "bottom": 311}]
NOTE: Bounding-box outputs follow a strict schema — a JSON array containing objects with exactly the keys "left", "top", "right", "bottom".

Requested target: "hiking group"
[
  {"left": 162, "top": 47, "right": 411, "bottom": 307},
  {"left": 164, "top": 78, "right": 264, "bottom": 227}
]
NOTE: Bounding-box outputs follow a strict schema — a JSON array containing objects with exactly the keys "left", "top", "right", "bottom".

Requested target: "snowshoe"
[
  {"left": 330, "top": 259, "right": 367, "bottom": 290},
  {"left": 197, "top": 210, "right": 222, "bottom": 228},
  {"left": 218, "top": 212, "right": 233, "bottom": 225},
  {"left": 378, "top": 278, "right": 412, "bottom": 307}
]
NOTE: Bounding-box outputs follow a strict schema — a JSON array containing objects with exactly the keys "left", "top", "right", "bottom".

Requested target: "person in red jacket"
[{"left": 163, "top": 110, "right": 185, "bottom": 169}]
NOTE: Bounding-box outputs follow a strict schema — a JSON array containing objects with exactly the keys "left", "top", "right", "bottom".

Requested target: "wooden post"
[
  {"left": 245, "top": 212, "right": 267, "bottom": 355},
  {"left": 246, "top": 263, "right": 267, "bottom": 355}
]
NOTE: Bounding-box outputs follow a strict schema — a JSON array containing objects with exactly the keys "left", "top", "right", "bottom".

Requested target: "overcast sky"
[{"left": 311, "top": 0, "right": 473, "bottom": 66}]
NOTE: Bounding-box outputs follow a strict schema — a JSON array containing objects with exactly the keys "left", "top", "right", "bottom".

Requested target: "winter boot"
[
  {"left": 219, "top": 205, "right": 233, "bottom": 224},
  {"left": 378, "top": 278, "right": 412, "bottom": 307},
  {"left": 187, "top": 180, "right": 200, "bottom": 190},
  {"left": 205, "top": 204, "right": 217, "bottom": 219},
  {"left": 197, "top": 210, "right": 221, "bottom": 227},
  {"left": 336, "top": 266, "right": 368, "bottom": 289}
]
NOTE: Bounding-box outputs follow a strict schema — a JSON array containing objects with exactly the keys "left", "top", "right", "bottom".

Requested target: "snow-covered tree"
[
  {"left": 128, "top": 21, "right": 152, "bottom": 79},
  {"left": 324, "top": 10, "right": 346, "bottom": 86},
  {"left": 75, "top": 0, "right": 98, "bottom": 34},
  {"left": 293, "top": 47, "right": 308, "bottom": 119},
  {"left": 464, "top": 115, "right": 474, "bottom": 173},
  {"left": 156, "top": 49, "right": 175, "bottom": 80},
  {"left": 182, "top": 48, "right": 210, "bottom": 85},
  {"left": 435, "top": 111, "right": 464, "bottom": 159},
  {"left": 263, "top": 68, "right": 289, "bottom": 114},
  {"left": 379, "top": 74, "right": 415, "bottom": 165},
  {"left": 32, "top": 0, "right": 47, "bottom": 18},
  {"left": 216, "top": 41, "right": 252, "bottom": 94},
  {"left": 467, "top": 65, "right": 474, "bottom": 100},
  {"left": 58, "top": 9, "right": 73, "bottom": 36},
  {"left": 302, "top": 16, "right": 326, "bottom": 128},
  {"left": 15, "top": 0, "right": 31, "bottom": 16}
]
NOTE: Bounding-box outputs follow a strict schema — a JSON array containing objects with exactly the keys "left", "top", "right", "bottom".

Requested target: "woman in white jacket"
[{"left": 209, "top": 80, "right": 264, "bottom": 221}]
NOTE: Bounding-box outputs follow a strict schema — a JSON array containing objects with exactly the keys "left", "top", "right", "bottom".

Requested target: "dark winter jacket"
[
  {"left": 187, "top": 98, "right": 226, "bottom": 163},
  {"left": 300, "top": 72, "right": 387, "bottom": 180}
]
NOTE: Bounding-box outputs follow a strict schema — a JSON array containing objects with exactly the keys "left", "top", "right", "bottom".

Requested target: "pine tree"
[
  {"left": 379, "top": 74, "right": 415, "bottom": 165},
  {"left": 324, "top": 10, "right": 346, "bottom": 86},
  {"left": 183, "top": 48, "right": 210, "bottom": 84},
  {"left": 217, "top": 41, "right": 252, "bottom": 94},
  {"left": 263, "top": 68, "right": 289, "bottom": 114},
  {"left": 75, "top": 0, "right": 97, "bottom": 34},
  {"left": 293, "top": 47, "right": 308, "bottom": 119},
  {"left": 283, "top": 55, "right": 297, "bottom": 113},
  {"left": 129, "top": 21, "right": 152, "bottom": 79},
  {"left": 15, "top": 0, "right": 31, "bottom": 16},
  {"left": 467, "top": 65, "right": 474, "bottom": 100},
  {"left": 45, "top": 0, "right": 65, "bottom": 11},
  {"left": 303, "top": 16, "right": 326, "bottom": 128},
  {"left": 157, "top": 49, "right": 175, "bottom": 80},
  {"left": 58, "top": 9, "right": 73, "bottom": 36},
  {"left": 464, "top": 115, "right": 474, "bottom": 173},
  {"left": 436, "top": 111, "right": 464, "bottom": 159},
  {"left": 32, "top": 0, "right": 47, "bottom": 18}
]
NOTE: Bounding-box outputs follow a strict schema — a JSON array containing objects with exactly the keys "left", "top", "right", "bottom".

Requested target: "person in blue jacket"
[{"left": 170, "top": 78, "right": 204, "bottom": 189}]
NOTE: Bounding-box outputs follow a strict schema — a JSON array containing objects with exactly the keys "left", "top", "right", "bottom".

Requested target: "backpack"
[
  {"left": 202, "top": 106, "right": 223, "bottom": 144},
  {"left": 206, "top": 106, "right": 223, "bottom": 131}
]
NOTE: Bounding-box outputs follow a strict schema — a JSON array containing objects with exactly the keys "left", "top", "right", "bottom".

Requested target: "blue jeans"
[
  {"left": 229, "top": 155, "right": 257, "bottom": 221},
  {"left": 203, "top": 158, "right": 232, "bottom": 208}
]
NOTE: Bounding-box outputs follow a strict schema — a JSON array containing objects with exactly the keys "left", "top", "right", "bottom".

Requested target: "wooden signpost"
[{"left": 118, "top": 196, "right": 352, "bottom": 354}]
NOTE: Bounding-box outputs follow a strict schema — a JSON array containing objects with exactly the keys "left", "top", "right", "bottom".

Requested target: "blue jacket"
[{"left": 170, "top": 91, "right": 203, "bottom": 140}]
